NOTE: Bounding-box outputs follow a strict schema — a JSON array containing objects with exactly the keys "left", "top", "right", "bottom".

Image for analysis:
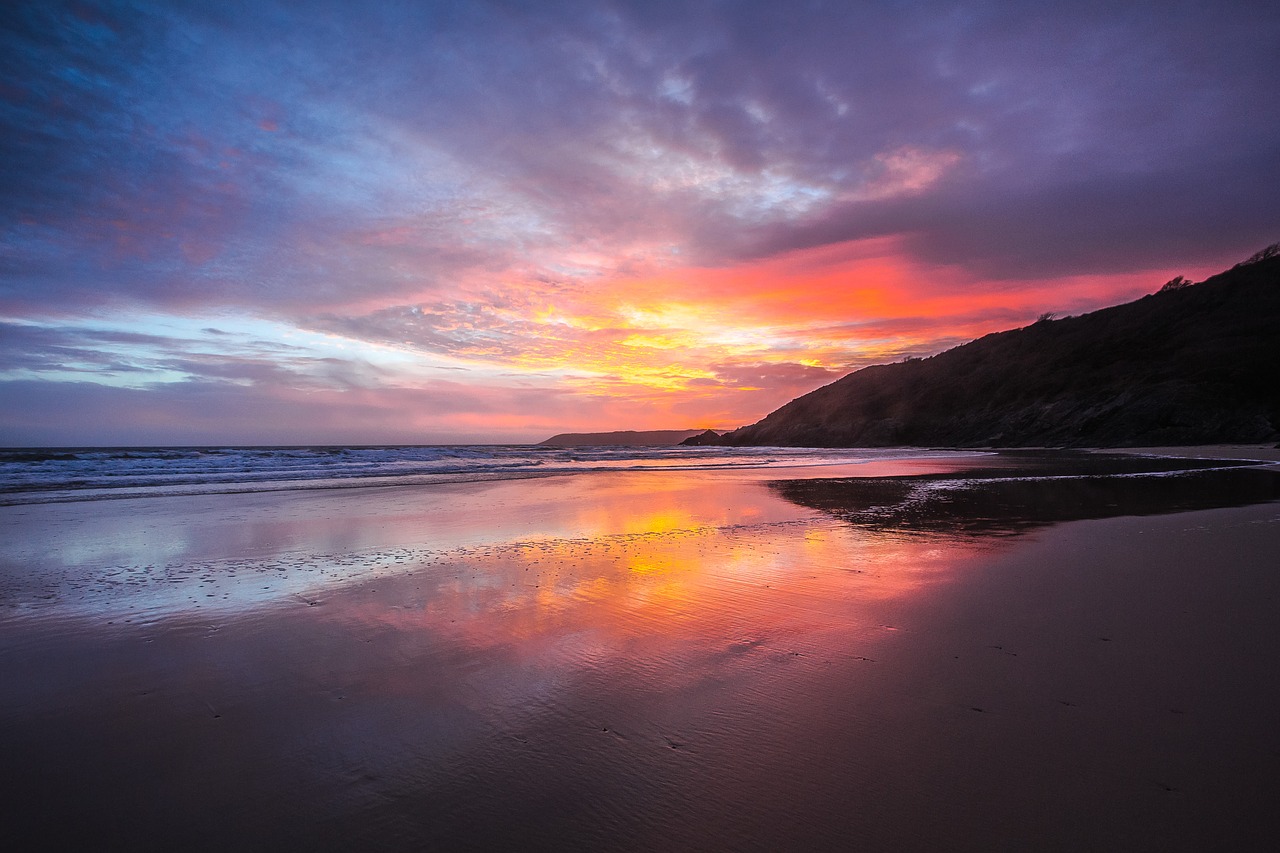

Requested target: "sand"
[
  {"left": 1112, "top": 442, "right": 1280, "bottom": 467},
  {"left": 2, "top": 451, "right": 1279, "bottom": 850}
]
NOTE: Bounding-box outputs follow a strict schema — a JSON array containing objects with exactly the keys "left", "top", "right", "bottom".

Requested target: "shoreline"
[
  {"left": 0, "top": 445, "right": 987, "bottom": 508},
  {"left": 1108, "top": 442, "right": 1280, "bottom": 468}
]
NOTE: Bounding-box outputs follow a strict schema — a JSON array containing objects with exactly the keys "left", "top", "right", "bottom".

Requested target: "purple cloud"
[
  {"left": 2, "top": 1, "right": 1278, "bottom": 442},
  {"left": 5, "top": 1, "right": 1277, "bottom": 315}
]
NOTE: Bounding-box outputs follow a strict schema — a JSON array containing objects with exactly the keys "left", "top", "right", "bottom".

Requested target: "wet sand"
[
  {"left": 2, "top": 452, "right": 1280, "bottom": 850},
  {"left": 1112, "top": 442, "right": 1280, "bottom": 467}
]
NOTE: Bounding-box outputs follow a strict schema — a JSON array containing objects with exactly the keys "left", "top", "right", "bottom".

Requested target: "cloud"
[
  {"left": 0, "top": 372, "right": 727, "bottom": 447},
  {"left": 6, "top": 1, "right": 1277, "bottom": 311},
  {"left": 3, "top": 1, "right": 1278, "bottom": 441},
  {"left": 0, "top": 320, "right": 344, "bottom": 387}
]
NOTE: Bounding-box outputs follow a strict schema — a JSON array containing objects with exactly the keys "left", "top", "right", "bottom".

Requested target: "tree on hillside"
[{"left": 1238, "top": 242, "right": 1279, "bottom": 267}]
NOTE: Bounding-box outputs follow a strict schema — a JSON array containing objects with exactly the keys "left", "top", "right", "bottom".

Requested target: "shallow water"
[
  {"left": 0, "top": 452, "right": 1013, "bottom": 622},
  {"left": 0, "top": 444, "right": 976, "bottom": 505},
  {"left": 2, "top": 451, "right": 1279, "bottom": 850}
]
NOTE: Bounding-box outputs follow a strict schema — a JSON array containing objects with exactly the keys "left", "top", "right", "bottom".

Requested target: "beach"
[{"left": 3, "top": 448, "right": 1279, "bottom": 850}]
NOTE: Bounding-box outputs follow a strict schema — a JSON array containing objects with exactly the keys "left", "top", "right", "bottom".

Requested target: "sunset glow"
[{"left": 2, "top": 1, "right": 1277, "bottom": 444}]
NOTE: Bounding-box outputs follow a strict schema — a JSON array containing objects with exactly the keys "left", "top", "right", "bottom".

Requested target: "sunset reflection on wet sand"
[{"left": 3, "top": 454, "right": 1280, "bottom": 851}]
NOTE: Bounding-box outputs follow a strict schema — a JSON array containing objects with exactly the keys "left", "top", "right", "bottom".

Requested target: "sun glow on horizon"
[
  {"left": 2, "top": 236, "right": 1225, "bottom": 443},
  {"left": 3, "top": 2, "right": 1275, "bottom": 445}
]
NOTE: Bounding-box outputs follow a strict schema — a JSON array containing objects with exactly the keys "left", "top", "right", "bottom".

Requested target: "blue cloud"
[{"left": 2, "top": 1, "right": 1277, "bottom": 321}]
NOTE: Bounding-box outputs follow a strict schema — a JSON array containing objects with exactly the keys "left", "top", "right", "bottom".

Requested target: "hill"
[
  {"left": 540, "top": 429, "right": 716, "bottom": 447},
  {"left": 702, "top": 249, "right": 1280, "bottom": 448}
]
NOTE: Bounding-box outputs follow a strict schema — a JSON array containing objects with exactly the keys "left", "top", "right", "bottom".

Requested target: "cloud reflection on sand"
[
  {"left": 333, "top": 511, "right": 964, "bottom": 654},
  {"left": 4, "top": 453, "right": 1280, "bottom": 849},
  {"left": 0, "top": 456, "right": 987, "bottom": 622}
]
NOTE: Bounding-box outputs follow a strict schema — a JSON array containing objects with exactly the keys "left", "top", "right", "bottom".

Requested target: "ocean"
[{"left": 0, "top": 444, "right": 967, "bottom": 505}]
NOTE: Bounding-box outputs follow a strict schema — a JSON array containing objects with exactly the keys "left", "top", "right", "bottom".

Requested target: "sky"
[{"left": 2, "top": 0, "right": 1278, "bottom": 446}]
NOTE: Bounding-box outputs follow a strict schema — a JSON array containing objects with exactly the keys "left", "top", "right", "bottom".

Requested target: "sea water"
[{"left": 0, "top": 444, "right": 969, "bottom": 505}]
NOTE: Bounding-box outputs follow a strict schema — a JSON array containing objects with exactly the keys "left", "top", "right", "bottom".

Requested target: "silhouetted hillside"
[
  {"left": 540, "top": 429, "right": 710, "bottom": 446},
  {"left": 705, "top": 250, "right": 1280, "bottom": 448}
]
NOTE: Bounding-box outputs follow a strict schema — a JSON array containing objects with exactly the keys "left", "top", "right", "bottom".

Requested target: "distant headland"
[
  {"left": 540, "top": 429, "right": 722, "bottom": 447},
  {"left": 688, "top": 245, "right": 1280, "bottom": 448}
]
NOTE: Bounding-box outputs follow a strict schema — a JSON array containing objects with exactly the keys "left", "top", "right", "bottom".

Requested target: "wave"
[{"left": 0, "top": 445, "right": 962, "bottom": 506}]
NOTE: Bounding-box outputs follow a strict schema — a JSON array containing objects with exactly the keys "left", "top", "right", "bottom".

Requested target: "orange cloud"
[{"left": 295, "top": 236, "right": 1217, "bottom": 435}]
